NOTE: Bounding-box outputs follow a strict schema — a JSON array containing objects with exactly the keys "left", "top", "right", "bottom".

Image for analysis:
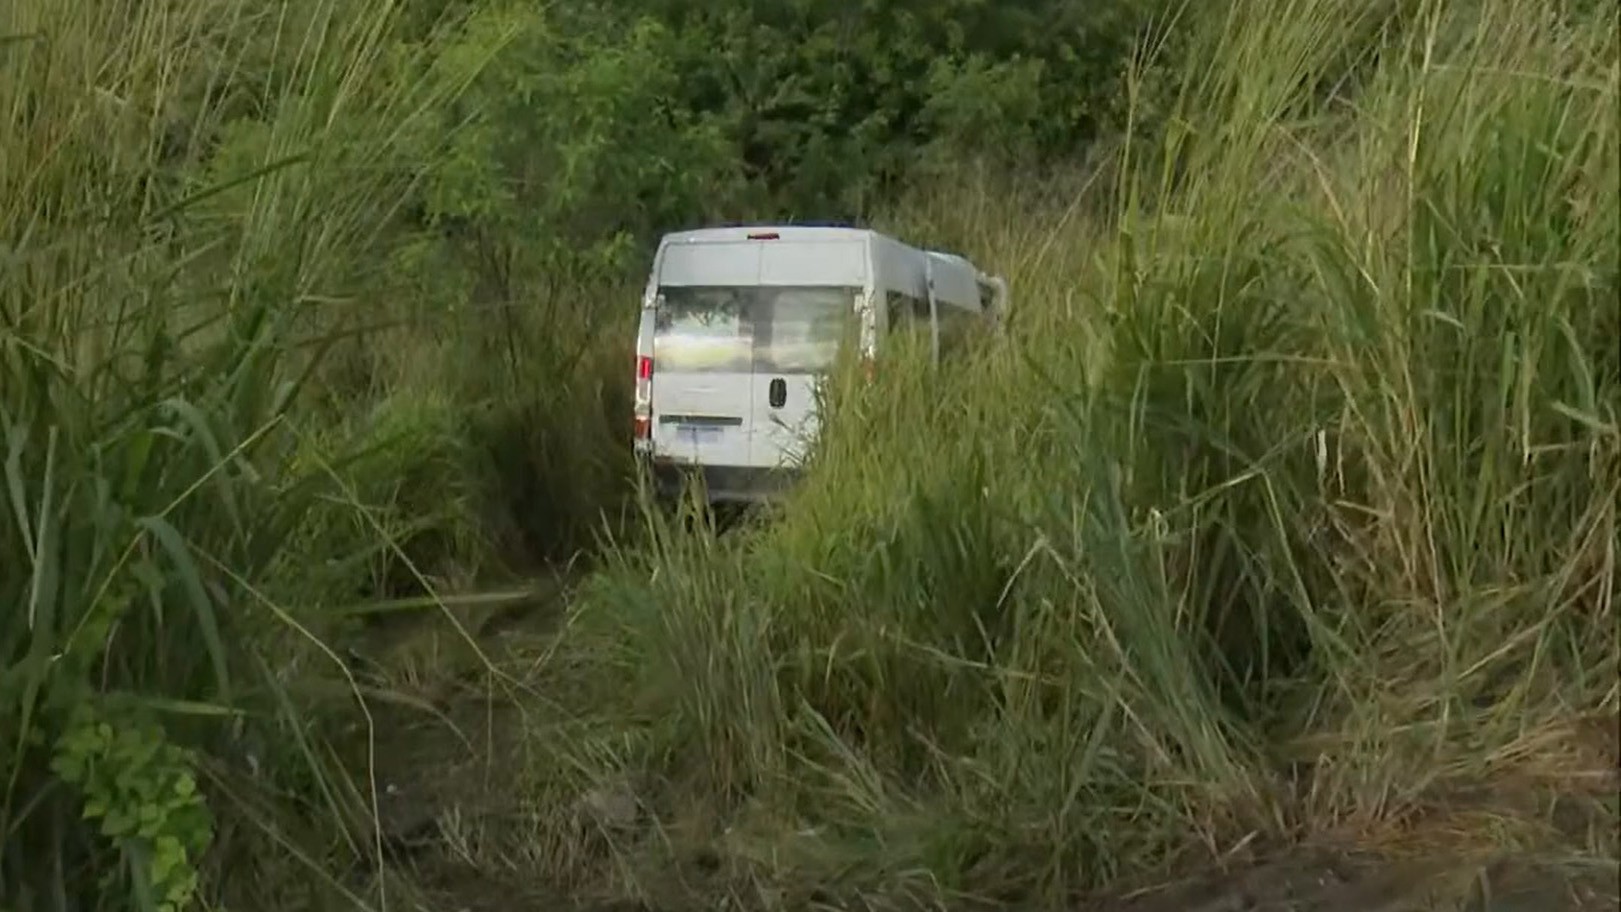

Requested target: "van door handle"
[{"left": 768, "top": 377, "right": 787, "bottom": 408}]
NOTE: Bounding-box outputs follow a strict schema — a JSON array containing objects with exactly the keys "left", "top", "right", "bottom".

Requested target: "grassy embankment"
[{"left": 519, "top": 0, "right": 1620, "bottom": 906}]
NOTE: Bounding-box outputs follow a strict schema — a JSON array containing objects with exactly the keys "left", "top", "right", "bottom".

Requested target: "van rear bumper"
[{"left": 643, "top": 459, "right": 799, "bottom": 504}]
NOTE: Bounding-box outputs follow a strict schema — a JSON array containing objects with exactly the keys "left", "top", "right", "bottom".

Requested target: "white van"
[{"left": 632, "top": 225, "right": 1008, "bottom": 504}]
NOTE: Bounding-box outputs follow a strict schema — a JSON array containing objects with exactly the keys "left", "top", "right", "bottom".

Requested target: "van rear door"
[
  {"left": 650, "top": 285, "right": 756, "bottom": 469},
  {"left": 750, "top": 286, "right": 859, "bottom": 470},
  {"left": 748, "top": 238, "right": 866, "bottom": 470}
]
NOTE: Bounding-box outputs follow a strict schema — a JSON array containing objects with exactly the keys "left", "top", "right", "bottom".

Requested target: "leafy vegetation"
[{"left": 1, "top": 0, "right": 1615, "bottom": 909}]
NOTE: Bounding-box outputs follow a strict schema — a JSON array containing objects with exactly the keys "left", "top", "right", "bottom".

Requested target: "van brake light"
[
  {"left": 746, "top": 232, "right": 780, "bottom": 241},
  {"left": 634, "top": 356, "right": 653, "bottom": 443}
]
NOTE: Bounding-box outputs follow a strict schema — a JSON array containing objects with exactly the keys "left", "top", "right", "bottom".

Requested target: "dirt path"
[
  {"left": 1086, "top": 850, "right": 1616, "bottom": 912},
  {"left": 392, "top": 853, "right": 1616, "bottom": 912}
]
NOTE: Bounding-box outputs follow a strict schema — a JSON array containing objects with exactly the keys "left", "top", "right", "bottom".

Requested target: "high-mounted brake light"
[{"left": 746, "top": 231, "right": 780, "bottom": 241}]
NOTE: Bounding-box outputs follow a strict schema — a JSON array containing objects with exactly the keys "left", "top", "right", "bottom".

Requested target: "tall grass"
[
  {"left": 0, "top": 0, "right": 488, "bottom": 906},
  {"left": 541, "top": 0, "right": 1619, "bottom": 905}
]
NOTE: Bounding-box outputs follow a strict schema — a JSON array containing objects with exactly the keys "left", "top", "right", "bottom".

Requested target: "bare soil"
[{"left": 1084, "top": 850, "right": 1617, "bottom": 912}]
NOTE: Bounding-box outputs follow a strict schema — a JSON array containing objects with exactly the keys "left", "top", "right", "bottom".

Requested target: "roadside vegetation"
[{"left": 1, "top": 0, "right": 1615, "bottom": 909}]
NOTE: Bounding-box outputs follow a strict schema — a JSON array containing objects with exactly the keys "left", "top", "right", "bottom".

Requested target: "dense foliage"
[{"left": 1, "top": 0, "right": 1615, "bottom": 909}]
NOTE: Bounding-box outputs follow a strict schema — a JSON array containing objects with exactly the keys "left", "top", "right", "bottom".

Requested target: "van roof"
[
  {"left": 654, "top": 225, "right": 997, "bottom": 306},
  {"left": 659, "top": 225, "right": 886, "bottom": 245},
  {"left": 657, "top": 226, "right": 981, "bottom": 266}
]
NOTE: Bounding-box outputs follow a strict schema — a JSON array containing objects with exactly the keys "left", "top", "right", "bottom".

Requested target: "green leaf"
[{"left": 136, "top": 517, "right": 232, "bottom": 702}]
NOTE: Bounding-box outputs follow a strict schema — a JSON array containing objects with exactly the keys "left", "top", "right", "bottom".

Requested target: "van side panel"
[
  {"left": 871, "top": 236, "right": 932, "bottom": 357},
  {"left": 925, "top": 253, "right": 984, "bottom": 311},
  {"left": 872, "top": 237, "right": 927, "bottom": 298}
]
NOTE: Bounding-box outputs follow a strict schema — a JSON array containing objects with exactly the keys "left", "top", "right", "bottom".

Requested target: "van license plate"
[{"left": 677, "top": 425, "right": 722, "bottom": 444}]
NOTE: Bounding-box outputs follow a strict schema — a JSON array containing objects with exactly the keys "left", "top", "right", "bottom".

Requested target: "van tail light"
[{"left": 634, "top": 355, "right": 653, "bottom": 442}]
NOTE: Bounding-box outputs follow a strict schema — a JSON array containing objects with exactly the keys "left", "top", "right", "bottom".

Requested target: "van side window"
[
  {"left": 936, "top": 306, "right": 979, "bottom": 359},
  {"left": 885, "top": 291, "right": 930, "bottom": 335}
]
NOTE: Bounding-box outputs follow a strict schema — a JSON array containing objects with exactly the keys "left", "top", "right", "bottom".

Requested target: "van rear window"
[
  {"left": 654, "top": 286, "right": 857, "bottom": 374},
  {"left": 654, "top": 287, "right": 753, "bottom": 373},
  {"left": 752, "top": 287, "right": 856, "bottom": 373}
]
